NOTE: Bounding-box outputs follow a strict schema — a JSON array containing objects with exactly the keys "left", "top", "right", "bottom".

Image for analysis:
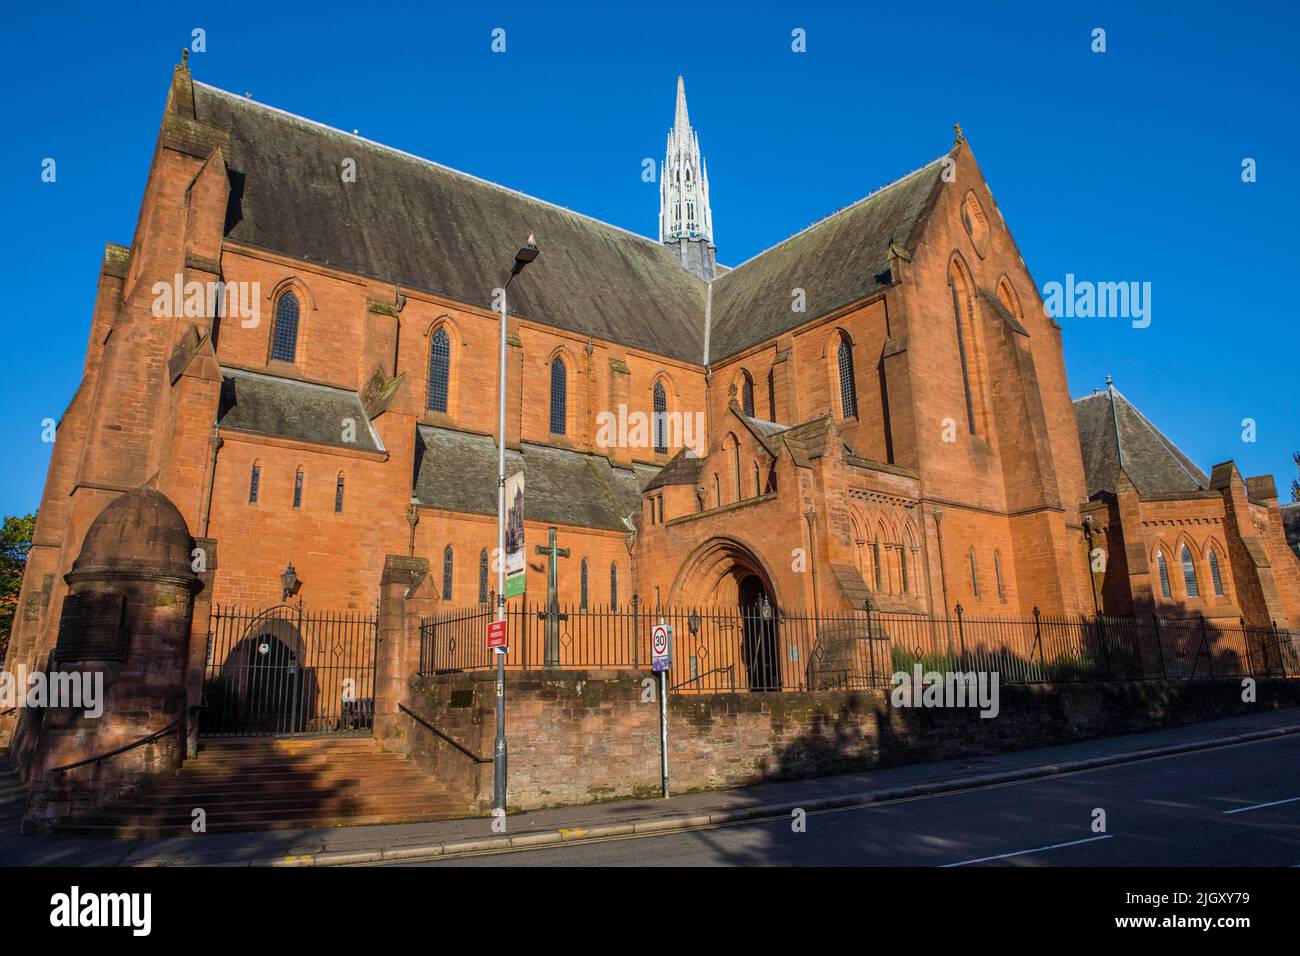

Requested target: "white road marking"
[
  {"left": 942, "top": 834, "right": 1113, "bottom": 867},
  {"left": 1222, "top": 795, "right": 1300, "bottom": 815}
]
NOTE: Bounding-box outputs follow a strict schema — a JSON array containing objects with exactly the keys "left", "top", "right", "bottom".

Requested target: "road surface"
[{"left": 403, "top": 734, "right": 1300, "bottom": 866}]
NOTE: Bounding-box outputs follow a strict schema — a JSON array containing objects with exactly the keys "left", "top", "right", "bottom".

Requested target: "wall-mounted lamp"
[{"left": 281, "top": 563, "right": 301, "bottom": 601}]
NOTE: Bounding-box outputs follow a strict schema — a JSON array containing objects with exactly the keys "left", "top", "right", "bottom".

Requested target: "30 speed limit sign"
[{"left": 651, "top": 623, "right": 672, "bottom": 673}]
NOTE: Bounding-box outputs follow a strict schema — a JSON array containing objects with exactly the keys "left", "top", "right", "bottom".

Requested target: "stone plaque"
[{"left": 53, "top": 592, "right": 129, "bottom": 662}]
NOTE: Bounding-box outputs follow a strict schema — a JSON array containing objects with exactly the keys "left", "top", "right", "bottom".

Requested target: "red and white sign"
[
  {"left": 651, "top": 623, "right": 672, "bottom": 673},
  {"left": 487, "top": 619, "right": 508, "bottom": 650}
]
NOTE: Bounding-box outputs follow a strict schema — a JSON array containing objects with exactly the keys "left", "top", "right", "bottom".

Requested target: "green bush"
[{"left": 1045, "top": 654, "right": 1100, "bottom": 681}]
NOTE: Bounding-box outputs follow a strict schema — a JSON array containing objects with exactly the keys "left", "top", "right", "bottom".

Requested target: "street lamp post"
[{"left": 494, "top": 235, "right": 539, "bottom": 817}]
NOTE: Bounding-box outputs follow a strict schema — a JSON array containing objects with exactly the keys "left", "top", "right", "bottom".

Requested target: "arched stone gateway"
[
  {"left": 669, "top": 537, "right": 783, "bottom": 691},
  {"left": 668, "top": 535, "right": 779, "bottom": 610}
]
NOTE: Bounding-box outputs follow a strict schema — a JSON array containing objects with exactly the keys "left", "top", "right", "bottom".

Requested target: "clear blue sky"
[{"left": 2, "top": 1, "right": 1296, "bottom": 517}]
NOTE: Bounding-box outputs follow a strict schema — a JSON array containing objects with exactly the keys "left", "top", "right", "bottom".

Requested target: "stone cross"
[{"left": 534, "top": 526, "right": 570, "bottom": 667}]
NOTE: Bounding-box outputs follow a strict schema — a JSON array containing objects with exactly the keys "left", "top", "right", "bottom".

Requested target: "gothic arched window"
[
  {"left": 837, "top": 335, "right": 858, "bottom": 419},
  {"left": 549, "top": 357, "right": 567, "bottom": 435},
  {"left": 580, "top": 558, "right": 589, "bottom": 609},
  {"left": 1209, "top": 549, "right": 1225, "bottom": 597},
  {"left": 427, "top": 327, "right": 450, "bottom": 413},
  {"left": 334, "top": 473, "right": 345, "bottom": 514},
  {"left": 653, "top": 381, "right": 668, "bottom": 453},
  {"left": 1181, "top": 545, "right": 1200, "bottom": 598},
  {"left": 730, "top": 438, "right": 741, "bottom": 500},
  {"left": 609, "top": 562, "right": 618, "bottom": 607},
  {"left": 994, "top": 550, "right": 1005, "bottom": 600},
  {"left": 442, "top": 545, "right": 454, "bottom": 601},
  {"left": 1156, "top": 551, "right": 1172, "bottom": 598},
  {"left": 271, "top": 291, "right": 300, "bottom": 363},
  {"left": 949, "top": 263, "right": 982, "bottom": 436},
  {"left": 478, "top": 548, "right": 489, "bottom": 604},
  {"left": 248, "top": 462, "right": 261, "bottom": 504},
  {"left": 969, "top": 547, "right": 980, "bottom": 598},
  {"left": 741, "top": 371, "right": 755, "bottom": 417},
  {"left": 292, "top": 467, "right": 303, "bottom": 508}
]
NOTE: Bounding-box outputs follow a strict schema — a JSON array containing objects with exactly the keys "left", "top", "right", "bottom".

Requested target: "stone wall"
[{"left": 402, "top": 669, "right": 1300, "bottom": 812}]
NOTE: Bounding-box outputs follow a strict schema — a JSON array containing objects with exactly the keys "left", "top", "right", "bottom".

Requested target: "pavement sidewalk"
[{"left": 2, "top": 707, "right": 1297, "bottom": 867}]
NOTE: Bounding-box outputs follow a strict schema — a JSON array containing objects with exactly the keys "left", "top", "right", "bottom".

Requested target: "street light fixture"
[{"left": 494, "top": 234, "right": 539, "bottom": 818}]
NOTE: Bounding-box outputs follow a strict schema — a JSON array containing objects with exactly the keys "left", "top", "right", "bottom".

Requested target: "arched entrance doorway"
[
  {"left": 737, "top": 574, "right": 780, "bottom": 691},
  {"left": 669, "top": 537, "right": 783, "bottom": 691},
  {"left": 201, "top": 603, "right": 375, "bottom": 737}
]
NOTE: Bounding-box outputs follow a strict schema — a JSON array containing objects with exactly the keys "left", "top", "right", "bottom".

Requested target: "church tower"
[{"left": 659, "top": 76, "right": 718, "bottom": 280}]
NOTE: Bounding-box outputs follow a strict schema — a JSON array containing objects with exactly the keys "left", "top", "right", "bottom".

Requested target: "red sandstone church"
[
  {"left": 9, "top": 60, "right": 1300, "bottom": 674},
  {"left": 5, "top": 58, "right": 1300, "bottom": 830}
]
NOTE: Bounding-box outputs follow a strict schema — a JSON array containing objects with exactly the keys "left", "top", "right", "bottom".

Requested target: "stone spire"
[{"left": 660, "top": 76, "right": 717, "bottom": 280}]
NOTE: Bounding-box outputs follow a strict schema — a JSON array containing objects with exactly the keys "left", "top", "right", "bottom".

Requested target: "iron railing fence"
[
  {"left": 419, "top": 598, "right": 1299, "bottom": 694},
  {"left": 202, "top": 603, "right": 378, "bottom": 736}
]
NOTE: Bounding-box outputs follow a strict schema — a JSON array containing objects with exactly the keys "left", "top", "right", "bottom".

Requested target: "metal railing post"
[
  {"left": 1152, "top": 613, "right": 1167, "bottom": 679},
  {"left": 864, "top": 597, "right": 876, "bottom": 688},
  {"left": 955, "top": 603, "right": 966, "bottom": 672},
  {"left": 631, "top": 592, "right": 641, "bottom": 669},
  {"left": 1031, "top": 606, "right": 1043, "bottom": 679},
  {"left": 1199, "top": 615, "right": 1214, "bottom": 679},
  {"left": 1095, "top": 613, "right": 1113, "bottom": 680}
]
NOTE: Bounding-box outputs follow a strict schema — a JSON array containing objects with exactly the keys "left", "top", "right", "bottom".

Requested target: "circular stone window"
[{"left": 961, "top": 190, "right": 990, "bottom": 259}]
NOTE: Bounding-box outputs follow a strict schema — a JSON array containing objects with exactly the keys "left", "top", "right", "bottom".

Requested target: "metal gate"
[{"left": 200, "top": 603, "right": 378, "bottom": 737}]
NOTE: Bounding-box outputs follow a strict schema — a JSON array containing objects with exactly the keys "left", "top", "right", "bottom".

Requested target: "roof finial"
[
  {"left": 953, "top": 122, "right": 965, "bottom": 145},
  {"left": 180, "top": 48, "right": 189, "bottom": 70},
  {"left": 1105, "top": 374, "right": 1114, "bottom": 387}
]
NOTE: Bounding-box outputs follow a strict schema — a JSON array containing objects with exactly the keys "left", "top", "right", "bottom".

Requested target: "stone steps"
[
  {"left": 52, "top": 735, "right": 464, "bottom": 838},
  {"left": 0, "top": 754, "right": 27, "bottom": 832}
]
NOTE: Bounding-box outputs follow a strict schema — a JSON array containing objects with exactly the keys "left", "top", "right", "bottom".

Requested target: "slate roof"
[
  {"left": 779, "top": 416, "right": 836, "bottom": 467},
  {"left": 707, "top": 158, "right": 948, "bottom": 360},
  {"left": 643, "top": 448, "right": 704, "bottom": 492},
  {"left": 746, "top": 416, "right": 791, "bottom": 441},
  {"left": 413, "top": 425, "right": 647, "bottom": 531},
  {"left": 192, "top": 83, "right": 708, "bottom": 364},
  {"left": 191, "top": 80, "right": 949, "bottom": 368},
  {"left": 1073, "top": 386, "right": 1210, "bottom": 498},
  {"left": 217, "top": 367, "right": 383, "bottom": 452}
]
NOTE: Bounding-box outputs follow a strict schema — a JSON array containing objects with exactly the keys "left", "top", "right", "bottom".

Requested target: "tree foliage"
[{"left": 0, "top": 512, "right": 36, "bottom": 660}]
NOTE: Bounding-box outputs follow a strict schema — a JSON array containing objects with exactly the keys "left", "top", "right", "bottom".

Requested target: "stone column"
[
  {"left": 183, "top": 537, "right": 218, "bottom": 758},
  {"left": 373, "top": 555, "right": 436, "bottom": 750}
]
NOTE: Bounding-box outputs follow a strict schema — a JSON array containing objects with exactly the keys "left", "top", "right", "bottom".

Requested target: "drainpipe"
[
  {"left": 933, "top": 508, "right": 950, "bottom": 616},
  {"left": 703, "top": 366, "right": 713, "bottom": 454},
  {"left": 198, "top": 426, "right": 223, "bottom": 538},
  {"left": 804, "top": 508, "right": 820, "bottom": 611},
  {"left": 584, "top": 337, "right": 593, "bottom": 449}
]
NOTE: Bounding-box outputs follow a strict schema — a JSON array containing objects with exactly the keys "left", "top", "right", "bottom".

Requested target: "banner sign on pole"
[
  {"left": 504, "top": 471, "right": 526, "bottom": 597},
  {"left": 651, "top": 623, "right": 672, "bottom": 673},
  {"left": 487, "top": 619, "right": 508, "bottom": 650}
]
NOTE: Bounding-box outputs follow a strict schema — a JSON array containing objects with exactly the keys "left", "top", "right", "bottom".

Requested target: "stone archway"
[
  {"left": 668, "top": 535, "right": 780, "bottom": 610},
  {"left": 668, "top": 537, "right": 783, "bottom": 691}
]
